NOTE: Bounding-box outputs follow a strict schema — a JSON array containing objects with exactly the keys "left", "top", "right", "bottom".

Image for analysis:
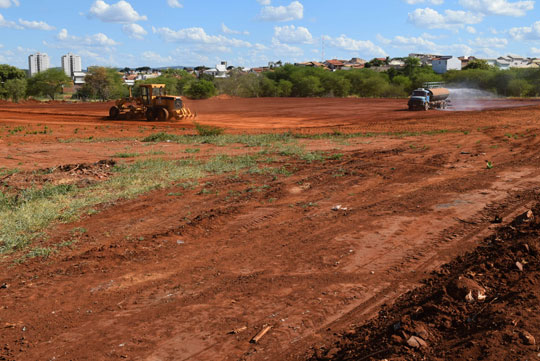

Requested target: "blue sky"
[{"left": 0, "top": 0, "right": 539, "bottom": 69}]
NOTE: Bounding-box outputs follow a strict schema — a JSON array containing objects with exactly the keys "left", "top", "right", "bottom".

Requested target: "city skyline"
[{"left": 1, "top": 1, "right": 540, "bottom": 69}]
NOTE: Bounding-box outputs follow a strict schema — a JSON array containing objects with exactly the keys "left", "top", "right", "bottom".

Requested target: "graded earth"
[{"left": 1, "top": 98, "right": 540, "bottom": 361}]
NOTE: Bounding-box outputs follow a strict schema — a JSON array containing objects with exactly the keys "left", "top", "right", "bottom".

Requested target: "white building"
[
  {"left": 432, "top": 56, "right": 462, "bottom": 74},
  {"left": 61, "top": 53, "right": 82, "bottom": 77},
  {"left": 73, "top": 71, "right": 86, "bottom": 87},
  {"left": 28, "top": 52, "right": 50, "bottom": 76},
  {"left": 204, "top": 61, "right": 229, "bottom": 78}
]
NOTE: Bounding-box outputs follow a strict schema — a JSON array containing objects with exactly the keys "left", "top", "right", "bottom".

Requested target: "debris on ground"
[{"left": 312, "top": 205, "right": 540, "bottom": 360}]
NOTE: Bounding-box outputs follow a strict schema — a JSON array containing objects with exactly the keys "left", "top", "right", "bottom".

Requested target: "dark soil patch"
[{"left": 311, "top": 205, "right": 540, "bottom": 361}]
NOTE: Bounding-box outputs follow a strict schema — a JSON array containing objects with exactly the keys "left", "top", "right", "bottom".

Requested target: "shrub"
[{"left": 184, "top": 79, "right": 216, "bottom": 99}]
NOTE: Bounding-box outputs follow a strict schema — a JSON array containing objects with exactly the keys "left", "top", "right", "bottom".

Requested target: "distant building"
[
  {"left": 388, "top": 58, "right": 406, "bottom": 69},
  {"left": 28, "top": 52, "right": 50, "bottom": 76},
  {"left": 204, "top": 61, "right": 229, "bottom": 78},
  {"left": 324, "top": 59, "right": 346, "bottom": 71},
  {"left": 409, "top": 53, "right": 439, "bottom": 66},
  {"left": 61, "top": 53, "right": 82, "bottom": 77},
  {"left": 73, "top": 71, "right": 86, "bottom": 88},
  {"left": 432, "top": 56, "right": 462, "bottom": 74}
]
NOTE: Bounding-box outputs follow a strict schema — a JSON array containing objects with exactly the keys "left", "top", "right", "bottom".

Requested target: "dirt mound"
[
  {"left": 1, "top": 159, "right": 115, "bottom": 192},
  {"left": 311, "top": 206, "right": 540, "bottom": 361}
]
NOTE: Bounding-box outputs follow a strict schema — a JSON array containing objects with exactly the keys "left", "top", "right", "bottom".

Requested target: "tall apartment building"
[
  {"left": 28, "top": 52, "right": 50, "bottom": 76},
  {"left": 61, "top": 53, "right": 82, "bottom": 77}
]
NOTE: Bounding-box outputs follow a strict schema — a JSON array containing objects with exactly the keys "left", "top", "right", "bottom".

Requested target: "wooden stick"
[
  {"left": 250, "top": 325, "right": 272, "bottom": 344},
  {"left": 228, "top": 326, "right": 247, "bottom": 335}
]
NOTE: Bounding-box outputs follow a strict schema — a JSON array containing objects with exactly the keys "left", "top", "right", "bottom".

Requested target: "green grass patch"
[
  {"left": 194, "top": 122, "right": 224, "bottom": 136},
  {"left": 112, "top": 152, "right": 139, "bottom": 158},
  {"left": 0, "top": 154, "right": 266, "bottom": 255}
]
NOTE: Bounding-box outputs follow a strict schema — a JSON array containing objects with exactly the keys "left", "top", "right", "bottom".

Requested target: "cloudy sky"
[{"left": 0, "top": 0, "right": 539, "bottom": 69}]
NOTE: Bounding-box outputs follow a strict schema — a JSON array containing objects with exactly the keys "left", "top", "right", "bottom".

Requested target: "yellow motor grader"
[{"left": 108, "top": 84, "right": 195, "bottom": 121}]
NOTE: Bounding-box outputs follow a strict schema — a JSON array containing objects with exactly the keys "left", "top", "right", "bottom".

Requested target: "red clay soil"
[
  {"left": 1, "top": 99, "right": 540, "bottom": 361},
  {"left": 310, "top": 205, "right": 540, "bottom": 361}
]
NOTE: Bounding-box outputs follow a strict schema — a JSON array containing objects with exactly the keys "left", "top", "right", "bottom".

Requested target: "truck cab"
[{"left": 408, "top": 89, "right": 431, "bottom": 111}]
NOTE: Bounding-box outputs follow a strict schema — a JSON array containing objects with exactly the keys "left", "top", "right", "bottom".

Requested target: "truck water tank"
[{"left": 429, "top": 88, "right": 450, "bottom": 102}]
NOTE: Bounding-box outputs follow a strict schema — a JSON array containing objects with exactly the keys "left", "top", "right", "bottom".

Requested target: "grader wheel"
[
  {"left": 157, "top": 108, "right": 169, "bottom": 122},
  {"left": 109, "top": 106, "right": 120, "bottom": 120},
  {"left": 146, "top": 108, "right": 156, "bottom": 121}
]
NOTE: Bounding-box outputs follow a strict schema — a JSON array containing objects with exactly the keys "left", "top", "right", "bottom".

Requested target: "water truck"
[{"left": 408, "top": 82, "right": 450, "bottom": 111}]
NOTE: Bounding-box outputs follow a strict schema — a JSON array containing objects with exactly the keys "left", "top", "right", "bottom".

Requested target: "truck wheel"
[
  {"left": 109, "top": 106, "right": 120, "bottom": 120},
  {"left": 146, "top": 108, "right": 156, "bottom": 121},
  {"left": 424, "top": 103, "right": 429, "bottom": 111},
  {"left": 157, "top": 108, "right": 169, "bottom": 122}
]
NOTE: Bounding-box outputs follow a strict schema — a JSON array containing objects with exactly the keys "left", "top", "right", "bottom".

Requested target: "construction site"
[{"left": 2, "top": 95, "right": 540, "bottom": 361}]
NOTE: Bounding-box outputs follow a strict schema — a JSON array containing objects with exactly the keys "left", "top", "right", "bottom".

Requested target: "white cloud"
[
  {"left": 259, "top": 1, "right": 303, "bottom": 22},
  {"left": 167, "top": 0, "right": 182, "bottom": 8},
  {"left": 88, "top": 0, "right": 147, "bottom": 24},
  {"left": 0, "top": 13, "right": 20, "bottom": 28},
  {"left": 378, "top": 34, "right": 476, "bottom": 56},
  {"left": 270, "top": 38, "right": 303, "bottom": 57},
  {"left": 0, "top": 0, "right": 19, "bottom": 8},
  {"left": 221, "top": 23, "right": 249, "bottom": 35},
  {"left": 469, "top": 37, "right": 508, "bottom": 48},
  {"left": 405, "top": 0, "right": 444, "bottom": 4},
  {"left": 459, "top": 0, "right": 534, "bottom": 16},
  {"left": 18, "top": 19, "right": 55, "bottom": 31},
  {"left": 153, "top": 26, "right": 252, "bottom": 47},
  {"left": 408, "top": 8, "right": 483, "bottom": 29},
  {"left": 466, "top": 26, "right": 477, "bottom": 34},
  {"left": 531, "top": 47, "right": 540, "bottom": 54},
  {"left": 142, "top": 51, "right": 173, "bottom": 65},
  {"left": 509, "top": 21, "right": 540, "bottom": 40},
  {"left": 273, "top": 25, "right": 313, "bottom": 44},
  {"left": 123, "top": 23, "right": 147, "bottom": 39},
  {"left": 323, "top": 35, "right": 386, "bottom": 56},
  {"left": 257, "top": 0, "right": 271, "bottom": 4},
  {"left": 56, "top": 28, "right": 119, "bottom": 46}
]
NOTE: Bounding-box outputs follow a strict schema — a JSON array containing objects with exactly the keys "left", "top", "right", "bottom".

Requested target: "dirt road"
[{"left": 1, "top": 98, "right": 540, "bottom": 360}]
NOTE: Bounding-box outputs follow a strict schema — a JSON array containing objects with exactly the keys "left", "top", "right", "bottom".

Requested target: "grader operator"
[{"left": 108, "top": 84, "right": 195, "bottom": 121}]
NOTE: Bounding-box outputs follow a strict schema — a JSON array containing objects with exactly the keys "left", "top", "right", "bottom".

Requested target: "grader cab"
[{"left": 108, "top": 84, "right": 195, "bottom": 121}]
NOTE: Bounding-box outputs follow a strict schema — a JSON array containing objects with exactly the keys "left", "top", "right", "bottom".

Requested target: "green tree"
[
  {"left": 183, "top": 79, "right": 216, "bottom": 99},
  {"left": 391, "top": 75, "right": 413, "bottom": 93},
  {"left": 4, "top": 78, "right": 26, "bottom": 102},
  {"left": 0, "top": 64, "right": 26, "bottom": 101},
  {"left": 83, "top": 67, "right": 127, "bottom": 101},
  {"left": 507, "top": 78, "right": 534, "bottom": 97},
  {"left": 27, "top": 68, "right": 71, "bottom": 100},
  {"left": 277, "top": 79, "right": 293, "bottom": 97},
  {"left": 291, "top": 75, "right": 323, "bottom": 97},
  {"left": 463, "top": 59, "right": 492, "bottom": 70},
  {"left": 403, "top": 57, "right": 421, "bottom": 77}
]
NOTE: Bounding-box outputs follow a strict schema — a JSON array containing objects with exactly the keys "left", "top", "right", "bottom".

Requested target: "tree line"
[{"left": 0, "top": 58, "right": 539, "bottom": 103}]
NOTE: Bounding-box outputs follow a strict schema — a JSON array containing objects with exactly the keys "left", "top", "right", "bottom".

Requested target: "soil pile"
[{"left": 312, "top": 205, "right": 540, "bottom": 361}]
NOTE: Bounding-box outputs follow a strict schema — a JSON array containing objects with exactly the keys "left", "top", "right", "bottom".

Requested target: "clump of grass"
[
  {"left": 142, "top": 132, "right": 180, "bottom": 142},
  {"left": 194, "top": 122, "right": 224, "bottom": 136},
  {"left": 112, "top": 152, "right": 139, "bottom": 158}
]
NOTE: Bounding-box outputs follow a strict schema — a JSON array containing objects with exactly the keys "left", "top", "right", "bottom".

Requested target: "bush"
[{"left": 183, "top": 79, "right": 216, "bottom": 99}]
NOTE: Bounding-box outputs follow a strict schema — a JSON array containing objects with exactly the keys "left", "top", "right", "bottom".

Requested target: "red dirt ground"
[{"left": 1, "top": 98, "right": 540, "bottom": 361}]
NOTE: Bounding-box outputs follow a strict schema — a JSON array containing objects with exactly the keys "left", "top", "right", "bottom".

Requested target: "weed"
[
  {"left": 194, "top": 122, "right": 224, "bottom": 136},
  {"left": 112, "top": 152, "right": 139, "bottom": 158},
  {"left": 185, "top": 148, "right": 201, "bottom": 154},
  {"left": 486, "top": 161, "right": 494, "bottom": 169},
  {"left": 25, "top": 247, "right": 54, "bottom": 259}
]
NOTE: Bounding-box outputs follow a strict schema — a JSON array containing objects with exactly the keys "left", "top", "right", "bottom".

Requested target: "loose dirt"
[
  {"left": 311, "top": 205, "right": 540, "bottom": 361},
  {"left": 1, "top": 98, "right": 540, "bottom": 361}
]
